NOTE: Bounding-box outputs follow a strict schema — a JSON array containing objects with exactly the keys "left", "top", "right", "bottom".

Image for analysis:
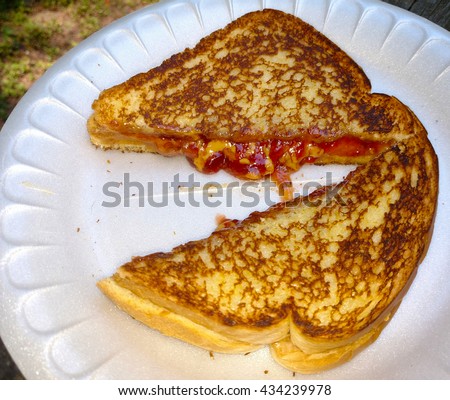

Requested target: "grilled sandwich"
[
  {"left": 88, "top": 9, "right": 405, "bottom": 186},
  {"left": 95, "top": 9, "right": 439, "bottom": 373},
  {"left": 98, "top": 118, "right": 438, "bottom": 372}
]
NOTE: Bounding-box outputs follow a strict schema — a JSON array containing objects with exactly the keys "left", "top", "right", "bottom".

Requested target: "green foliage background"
[{"left": 0, "top": 0, "right": 156, "bottom": 126}]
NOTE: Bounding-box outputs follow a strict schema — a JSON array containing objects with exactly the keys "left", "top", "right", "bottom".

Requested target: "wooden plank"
[
  {"left": 382, "top": 0, "right": 415, "bottom": 8},
  {"left": 382, "top": 0, "right": 450, "bottom": 31},
  {"left": 410, "top": 0, "right": 450, "bottom": 30}
]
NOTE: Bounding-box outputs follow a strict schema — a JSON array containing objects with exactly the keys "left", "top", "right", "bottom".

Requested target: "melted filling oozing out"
[{"left": 183, "top": 137, "right": 388, "bottom": 186}]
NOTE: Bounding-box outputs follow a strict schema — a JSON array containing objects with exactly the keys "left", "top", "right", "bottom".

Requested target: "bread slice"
[
  {"left": 87, "top": 9, "right": 408, "bottom": 184},
  {"left": 98, "top": 112, "right": 438, "bottom": 373}
]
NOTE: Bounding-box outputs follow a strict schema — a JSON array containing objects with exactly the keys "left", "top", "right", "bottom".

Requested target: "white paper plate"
[{"left": 1, "top": 0, "right": 449, "bottom": 379}]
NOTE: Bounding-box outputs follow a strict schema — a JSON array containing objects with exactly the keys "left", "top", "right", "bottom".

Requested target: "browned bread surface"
[
  {"left": 88, "top": 9, "right": 410, "bottom": 147},
  {"left": 98, "top": 116, "right": 438, "bottom": 372},
  {"left": 270, "top": 303, "right": 398, "bottom": 374},
  {"left": 95, "top": 9, "right": 439, "bottom": 373}
]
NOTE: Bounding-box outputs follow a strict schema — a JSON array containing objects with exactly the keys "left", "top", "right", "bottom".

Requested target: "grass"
[{"left": 0, "top": 0, "right": 158, "bottom": 127}]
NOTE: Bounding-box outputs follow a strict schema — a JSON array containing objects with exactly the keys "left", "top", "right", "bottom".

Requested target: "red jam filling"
[{"left": 184, "top": 136, "right": 388, "bottom": 186}]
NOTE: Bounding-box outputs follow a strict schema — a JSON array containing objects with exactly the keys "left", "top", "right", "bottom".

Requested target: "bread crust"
[{"left": 97, "top": 277, "right": 262, "bottom": 353}]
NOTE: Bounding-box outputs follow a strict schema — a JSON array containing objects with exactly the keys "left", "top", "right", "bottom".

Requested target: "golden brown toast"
[
  {"left": 87, "top": 9, "right": 409, "bottom": 183},
  {"left": 98, "top": 112, "right": 438, "bottom": 373},
  {"left": 95, "top": 9, "right": 439, "bottom": 373}
]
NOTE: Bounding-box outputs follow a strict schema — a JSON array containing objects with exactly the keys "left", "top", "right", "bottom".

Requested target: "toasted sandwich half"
[
  {"left": 88, "top": 9, "right": 406, "bottom": 186},
  {"left": 98, "top": 115, "right": 438, "bottom": 373}
]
